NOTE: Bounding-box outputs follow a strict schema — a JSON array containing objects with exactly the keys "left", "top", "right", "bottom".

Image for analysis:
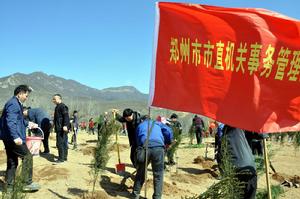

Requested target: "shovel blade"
[{"left": 116, "top": 163, "right": 126, "bottom": 174}]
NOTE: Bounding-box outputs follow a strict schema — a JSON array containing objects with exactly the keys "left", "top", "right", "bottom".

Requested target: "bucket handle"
[
  {"left": 36, "top": 127, "right": 44, "bottom": 139},
  {"left": 27, "top": 127, "right": 44, "bottom": 140}
]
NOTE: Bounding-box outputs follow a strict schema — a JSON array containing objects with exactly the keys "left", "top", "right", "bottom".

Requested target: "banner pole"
[
  {"left": 263, "top": 138, "right": 272, "bottom": 199},
  {"left": 144, "top": 107, "right": 151, "bottom": 199}
]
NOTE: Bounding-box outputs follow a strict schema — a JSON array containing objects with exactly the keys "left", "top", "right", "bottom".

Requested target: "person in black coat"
[
  {"left": 192, "top": 115, "right": 205, "bottom": 144},
  {"left": 52, "top": 94, "right": 70, "bottom": 163},
  {"left": 114, "top": 108, "right": 142, "bottom": 168},
  {"left": 23, "top": 107, "right": 52, "bottom": 154}
]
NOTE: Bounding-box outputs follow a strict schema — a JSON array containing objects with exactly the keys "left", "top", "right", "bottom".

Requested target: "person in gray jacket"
[
  {"left": 220, "top": 125, "right": 257, "bottom": 199},
  {"left": 23, "top": 107, "right": 52, "bottom": 154}
]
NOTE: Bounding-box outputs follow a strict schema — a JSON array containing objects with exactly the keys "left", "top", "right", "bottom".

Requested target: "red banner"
[{"left": 149, "top": 2, "right": 300, "bottom": 133}]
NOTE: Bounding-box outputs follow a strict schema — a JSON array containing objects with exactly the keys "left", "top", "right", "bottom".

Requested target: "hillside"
[
  {"left": 0, "top": 72, "right": 198, "bottom": 131},
  {"left": 0, "top": 72, "right": 148, "bottom": 118}
]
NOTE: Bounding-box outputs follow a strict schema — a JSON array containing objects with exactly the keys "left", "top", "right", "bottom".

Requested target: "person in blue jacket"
[
  {"left": 132, "top": 117, "right": 173, "bottom": 199},
  {"left": 1, "top": 85, "right": 40, "bottom": 192},
  {"left": 23, "top": 107, "right": 52, "bottom": 154}
]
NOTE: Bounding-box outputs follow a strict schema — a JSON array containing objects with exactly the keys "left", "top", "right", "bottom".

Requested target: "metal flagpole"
[
  {"left": 263, "top": 137, "right": 272, "bottom": 199},
  {"left": 144, "top": 107, "right": 151, "bottom": 198}
]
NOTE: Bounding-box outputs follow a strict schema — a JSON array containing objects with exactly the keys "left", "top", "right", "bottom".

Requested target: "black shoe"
[
  {"left": 54, "top": 159, "right": 64, "bottom": 164},
  {"left": 168, "top": 160, "right": 176, "bottom": 165}
]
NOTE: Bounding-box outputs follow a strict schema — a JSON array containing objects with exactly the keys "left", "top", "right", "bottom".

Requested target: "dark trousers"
[
  {"left": 130, "top": 146, "right": 137, "bottom": 168},
  {"left": 236, "top": 166, "right": 257, "bottom": 199},
  {"left": 3, "top": 141, "right": 33, "bottom": 186},
  {"left": 133, "top": 147, "right": 164, "bottom": 199},
  {"left": 41, "top": 119, "right": 51, "bottom": 153},
  {"left": 72, "top": 128, "right": 79, "bottom": 148},
  {"left": 89, "top": 128, "right": 94, "bottom": 135},
  {"left": 195, "top": 127, "right": 202, "bottom": 144},
  {"left": 166, "top": 149, "right": 175, "bottom": 164},
  {"left": 56, "top": 131, "right": 68, "bottom": 161},
  {"left": 251, "top": 140, "right": 263, "bottom": 156}
]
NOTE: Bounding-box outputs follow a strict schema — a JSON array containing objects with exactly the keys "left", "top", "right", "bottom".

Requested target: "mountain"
[
  {"left": 0, "top": 72, "right": 147, "bottom": 101},
  {"left": 0, "top": 72, "right": 197, "bottom": 132},
  {"left": 0, "top": 72, "right": 148, "bottom": 117}
]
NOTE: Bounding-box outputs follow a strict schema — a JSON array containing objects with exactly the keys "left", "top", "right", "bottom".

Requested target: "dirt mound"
[
  {"left": 170, "top": 173, "right": 208, "bottom": 184},
  {"left": 292, "top": 175, "right": 300, "bottom": 184},
  {"left": 272, "top": 173, "right": 300, "bottom": 184},
  {"left": 194, "top": 156, "right": 205, "bottom": 163},
  {"left": 193, "top": 156, "right": 216, "bottom": 169},
  {"left": 272, "top": 173, "right": 286, "bottom": 182},
  {"left": 35, "top": 165, "right": 69, "bottom": 181},
  {"left": 81, "top": 191, "right": 110, "bottom": 199},
  {"left": 144, "top": 179, "right": 191, "bottom": 196},
  {"left": 0, "top": 150, "right": 6, "bottom": 164},
  {"left": 82, "top": 146, "right": 96, "bottom": 156}
]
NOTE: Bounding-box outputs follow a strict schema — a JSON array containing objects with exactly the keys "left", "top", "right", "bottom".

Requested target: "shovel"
[
  {"left": 115, "top": 131, "right": 126, "bottom": 174},
  {"left": 113, "top": 112, "right": 126, "bottom": 175}
]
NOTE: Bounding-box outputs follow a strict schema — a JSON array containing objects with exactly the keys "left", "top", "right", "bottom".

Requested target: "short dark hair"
[
  {"left": 123, "top": 108, "right": 133, "bottom": 118},
  {"left": 14, "top": 85, "right": 32, "bottom": 96},
  {"left": 73, "top": 110, "right": 78, "bottom": 114},
  {"left": 23, "top": 106, "right": 31, "bottom": 111},
  {"left": 53, "top": 94, "right": 62, "bottom": 99},
  {"left": 141, "top": 115, "right": 149, "bottom": 121},
  {"left": 170, "top": 113, "right": 178, "bottom": 119}
]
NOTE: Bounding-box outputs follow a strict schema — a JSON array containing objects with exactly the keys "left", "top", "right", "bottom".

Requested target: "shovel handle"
[{"left": 113, "top": 112, "right": 121, "bottom": 163}]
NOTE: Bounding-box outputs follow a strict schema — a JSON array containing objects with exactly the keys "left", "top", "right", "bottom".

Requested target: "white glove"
[
  {"left": 28, "top": 121, "right": 38, "bottom": 129},
  {"left": 63, "top": 126, "right": 68, "bottom": 132},
  {"left": 14, "top": 137, "right": 22, "bottom": 145}
]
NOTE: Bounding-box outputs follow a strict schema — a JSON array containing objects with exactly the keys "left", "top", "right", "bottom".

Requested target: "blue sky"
[{"left": 0, "top": 0, "right": 299, "bottom": 94}]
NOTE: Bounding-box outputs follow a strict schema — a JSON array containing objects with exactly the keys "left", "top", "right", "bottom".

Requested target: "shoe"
[
  {"left": 23, "top": 182, "right": 41, "bottom": 192},
  {"left": 54, "top": 159, "right": 64, "bottom": 164},
  {"left": 40, "top": 151, "right": 49, "bottom": 155},
  {"left": 169, "top": 160, "right": 176, "bottom": 165},
  {"left": 130, "top": 192, "right": 140, "bottom": 199}
]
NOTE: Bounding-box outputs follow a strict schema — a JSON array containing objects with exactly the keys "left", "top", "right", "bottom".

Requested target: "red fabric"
[
  {"left": 89, "top": 121, "right": 94, "bottom": 128},
  {"left": 150, "top": 2, "right": 300, "bottom": 133}
]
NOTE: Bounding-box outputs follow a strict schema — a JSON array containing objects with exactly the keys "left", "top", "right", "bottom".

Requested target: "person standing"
[
  {"left": 72, "top": 110, "right": 79, "bottom": 149},
  {"left": 52, "top": 94, "right": 70, "bottom": 163},
  {"left": 88, "top": 118, "right": 95, "bottom": 135},
  {"left": 114, "top": 108, "right": 142, "bottom": 168},
  {"left": 1, "top": 85, "right": 40, "bottom": 191},
  {"left": 192, "top": 115, "right": 205, "bottom": 144},
  {"left": 132, "top": 118, "right": 173, "bottom": 199},
  {"left": 23, "top": 107, "right": 52, "bottom": 154},
  {"left": 244, "top": 131, "right": 264, "bottom": 156},
  {"left": 166, "top": 113, "right": 182, "bottom": 165}
]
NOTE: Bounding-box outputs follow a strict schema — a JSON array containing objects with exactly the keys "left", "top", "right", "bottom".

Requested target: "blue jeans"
[{"left": 133, "top": 147, "right": 164, "bottom": 199}]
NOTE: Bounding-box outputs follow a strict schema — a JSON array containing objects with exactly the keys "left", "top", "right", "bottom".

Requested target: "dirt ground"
[{"left": 0, "top": 131, "right": 299, "bottom": 199}]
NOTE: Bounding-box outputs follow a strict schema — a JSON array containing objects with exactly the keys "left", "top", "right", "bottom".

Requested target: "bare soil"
[{"left": 0, "top": 132, "right": 299, "bottom": 198}]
